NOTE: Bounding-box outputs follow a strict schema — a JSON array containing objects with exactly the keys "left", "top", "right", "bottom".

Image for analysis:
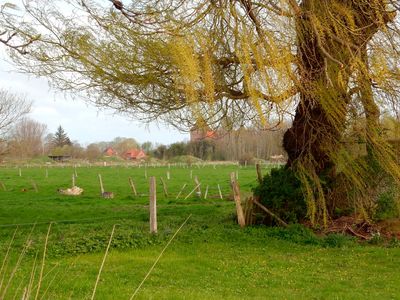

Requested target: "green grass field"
[{"left": 1, "top": 164, "right": 400, "bottom": 299}]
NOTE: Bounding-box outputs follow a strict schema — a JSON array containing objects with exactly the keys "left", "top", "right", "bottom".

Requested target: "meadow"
[{"left": 0, "top": 163, "right": 400, "bottom": 299}]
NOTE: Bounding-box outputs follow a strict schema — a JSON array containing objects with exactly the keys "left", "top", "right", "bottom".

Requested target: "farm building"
[
  {"left": 123, "top": 149, "right": 147, "bottom": 160},
  {"left": 104, "top": 147, "right": 117, "bottom": 156},
  {"left": 190, "top": 125, "right": 218, "bottom": 142}
]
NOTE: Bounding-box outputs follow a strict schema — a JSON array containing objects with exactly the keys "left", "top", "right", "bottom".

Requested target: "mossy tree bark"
[{"left": 282, "top": 0, "right": 395, "bottom": 221}]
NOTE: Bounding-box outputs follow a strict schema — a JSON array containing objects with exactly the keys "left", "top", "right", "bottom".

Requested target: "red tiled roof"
[{"left": 124, "top": 149, "right": 146, "bottom": 159}]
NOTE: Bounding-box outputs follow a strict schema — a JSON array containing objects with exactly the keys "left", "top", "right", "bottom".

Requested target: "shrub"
[
  {"left": 375, "top": 190, "right": 399, "bottom": 221},
  {"left": 253, "top": 167, "right": 307, "bottom": 224}
]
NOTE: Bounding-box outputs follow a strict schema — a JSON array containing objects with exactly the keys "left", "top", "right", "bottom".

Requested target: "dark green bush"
[
  {"left": 375, "top": 190, "right": 399, "bottom": 221},
  {"left": 253, "top": 167, "right": 307, "bottom": 224}
]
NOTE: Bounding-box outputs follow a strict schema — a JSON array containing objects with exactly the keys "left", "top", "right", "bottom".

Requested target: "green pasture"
[{"left": 0, "top": 164, "right": 400, "bottom": 299}]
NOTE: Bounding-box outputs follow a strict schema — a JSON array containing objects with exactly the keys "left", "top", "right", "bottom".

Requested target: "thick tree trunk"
[
  {"left": 281, "top": 0, "right": 394, "bottom": 223},
  {"left": 283, "top": 1, "right": 351, "bottom": 175}
]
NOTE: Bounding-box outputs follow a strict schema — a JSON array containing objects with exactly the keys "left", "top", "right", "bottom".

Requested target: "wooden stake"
[
  {"left": 160, "top": 177, "right": 168, "bottom": 198},
  {"left": 129, "top": 177, "right": 137, "bottom": 196},
  {"left": 175, "top": 183, "right": 187, "bottom": 199},
  {"left": 166, "top": 171, "right": 170, "bottom": 180},
  {"left": 74, "top": 166, "right": 78, "bottom": 178},
  {"left": 19, "top": 168, "right": 22, "bottom": 177},
  {"left": 31, "top": 180, "right": 38, "bottom": 193},
  {"left": 244, "top": 197, "right": 255, "bottom": 225},
  {"left": 230, "top": 175, "right": 245, "bottom": 228},
  {"left": 217, "top": 184, "right": 223, "bottom": 200},
  {"left": 256, "top": 163, "right": 263, "bottom": 183},
  {"left": 204, "top": 185, "right": 209, "bottom": 200},
  {"left": 194, "top": 176, "right": 201, "bottom": 197},
  {"left": 45, "top": 168, "right": 48, "bottom": 178},
  {"left": 0, "top": 181, "right": 6, "bottom": 191},
  {"left": 190, "top": 170, "right": 193, "bottom": 179},
  {"left": 98, "top": 174, "right": 104, "bottom": 194},
  {"left": 236, "top": 170, "right": 239, "bottom": 180},
  {"left": 184, "top": 183, "right": 201, "bottom": 200},
  {"left": 72, "top": 174, "right": 76, "bottom": 187},
  {"left": 230, "top": 172, "right": 236, "bottom": 183},
  {"left": 149, "top": 177, "right": 157, "bottom": 234},
  {"left": 144, "top": 169, "right": 147, "bottom": 179}
]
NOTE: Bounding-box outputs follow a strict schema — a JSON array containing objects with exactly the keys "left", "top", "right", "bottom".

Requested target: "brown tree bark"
[{"left": 283, "top": 0, "right": 394, "bottom": 176}]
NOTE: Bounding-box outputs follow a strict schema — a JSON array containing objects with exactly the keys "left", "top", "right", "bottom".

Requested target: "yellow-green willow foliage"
[{"left": 2, "top": 0, "right": 400, "bottom": 225}]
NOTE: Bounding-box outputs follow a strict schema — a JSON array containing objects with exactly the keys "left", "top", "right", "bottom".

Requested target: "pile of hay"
[{"left": 58, "top": 186, "right": 83, "bottom": 196}]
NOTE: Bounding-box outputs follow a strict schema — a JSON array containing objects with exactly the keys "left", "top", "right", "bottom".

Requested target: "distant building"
[
  {"left": 124, "top": 149, "right": 147, "bottom": 160},
  {"left": 190, "top": 125, "right": 218, "bottom": 142},
  {"left": 104, "top": 147, "right": 117, "bottom": 156},
  {"left": 48, "top": 155, "right": 71, "bottom": 162}
]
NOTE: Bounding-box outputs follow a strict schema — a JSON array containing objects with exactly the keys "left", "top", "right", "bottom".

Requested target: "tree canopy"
[
  {"left": 52, "top": 125, "right": 71, "bottom": 148},
  {"left": 1, "top": 0, "right": 400, "bottom": 225}
]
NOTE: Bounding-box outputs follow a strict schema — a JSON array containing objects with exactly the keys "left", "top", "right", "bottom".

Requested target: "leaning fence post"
[
  {"left": 160, "top": 177, "right": 168, "bottom": 198},
  {"left": 230, "top": 173, "right": 245, "bottom": 228},
  {"left": 217, "top": 184, "right": 223, "bottom": 200},
  {"left": 72, "top": 174, "right": 76, "bottom": 187},
  {"left": 98, "top": 174, "right": 104, "bottom": 194},
  {"left": 149, "top": 177, "right": 157, "bottom": 234},
  {"left": 204, "top": 185, "right": 209, "bottom": 200},
  {"left": 129, "top": 177, "right": 137, "bottom": 196}
]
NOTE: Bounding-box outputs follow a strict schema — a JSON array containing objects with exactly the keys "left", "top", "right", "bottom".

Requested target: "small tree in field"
[{"left": 2, "top": 1, "right": 400, "bottom": 225}]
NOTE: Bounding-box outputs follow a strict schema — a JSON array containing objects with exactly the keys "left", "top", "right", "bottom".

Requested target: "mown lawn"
[{"left": 0, "top": 164, "right": 400, "bottom": 299}]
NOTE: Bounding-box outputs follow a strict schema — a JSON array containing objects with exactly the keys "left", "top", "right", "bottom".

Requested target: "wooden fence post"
[
  {"left": 31, "top": 180, "right": 38, "bottom": 193},
  {"left": 98, "top": 174, "right": 104, "bottom": 194},
  {"left": 129, "top": 177, "right": 137, "bottom": 196},
  {"left": 45, "top": 168, "right": 48, "bottom": 178},
  {"left": 230, "top": 173, "right": 245, "bottom": 228},
  {"left": 72, "top": 174, "right": 76, "bottom": 187},
  {"left": 19, "top": 168, "right": 22, "bottom": 177},
  {"left": 244, "top": 197, "right": 254, "bottom": 225},
  {"left": 204, "top": 185, "right": 209, "bottom": 200},
  {"left": 160, "top": 177, "right": 168, "bottom": 198},
  {"left": 217, "top": 184, "right": 223, "bottom": 200},
  {"left": 256, "top": 163, "right": 263, "bottom": 183},
  {"left": 149, "top": 177, "right": 157, "bottom": 234},
  {"left": 194, "top": 176, "right": 201, "bottom": 197}
]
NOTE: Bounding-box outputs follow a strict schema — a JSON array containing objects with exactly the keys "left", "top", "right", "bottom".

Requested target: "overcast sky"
[{"left": 0, "top": 55, "right": 188, "bottom": 146}]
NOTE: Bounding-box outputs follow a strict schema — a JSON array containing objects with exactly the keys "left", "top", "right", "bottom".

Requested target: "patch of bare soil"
[
  {"left": 317, "top": 216, "right": 400, "bottom": 241},
  {"left": 323, "top": 216, "right": 378, "bottom": 240}
]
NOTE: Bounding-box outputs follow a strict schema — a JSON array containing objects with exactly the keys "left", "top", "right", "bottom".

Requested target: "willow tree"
[{"left": 2, "top": 0, "right": 400, "bottom": 225}]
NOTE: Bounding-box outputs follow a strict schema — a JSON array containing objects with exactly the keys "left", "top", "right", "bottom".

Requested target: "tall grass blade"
[
  {"left": 130, "top": 214, "right": 192, "bottom": 299},
  {"left": 90, "top": 224, "right": 116, "bottom": 300}
]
